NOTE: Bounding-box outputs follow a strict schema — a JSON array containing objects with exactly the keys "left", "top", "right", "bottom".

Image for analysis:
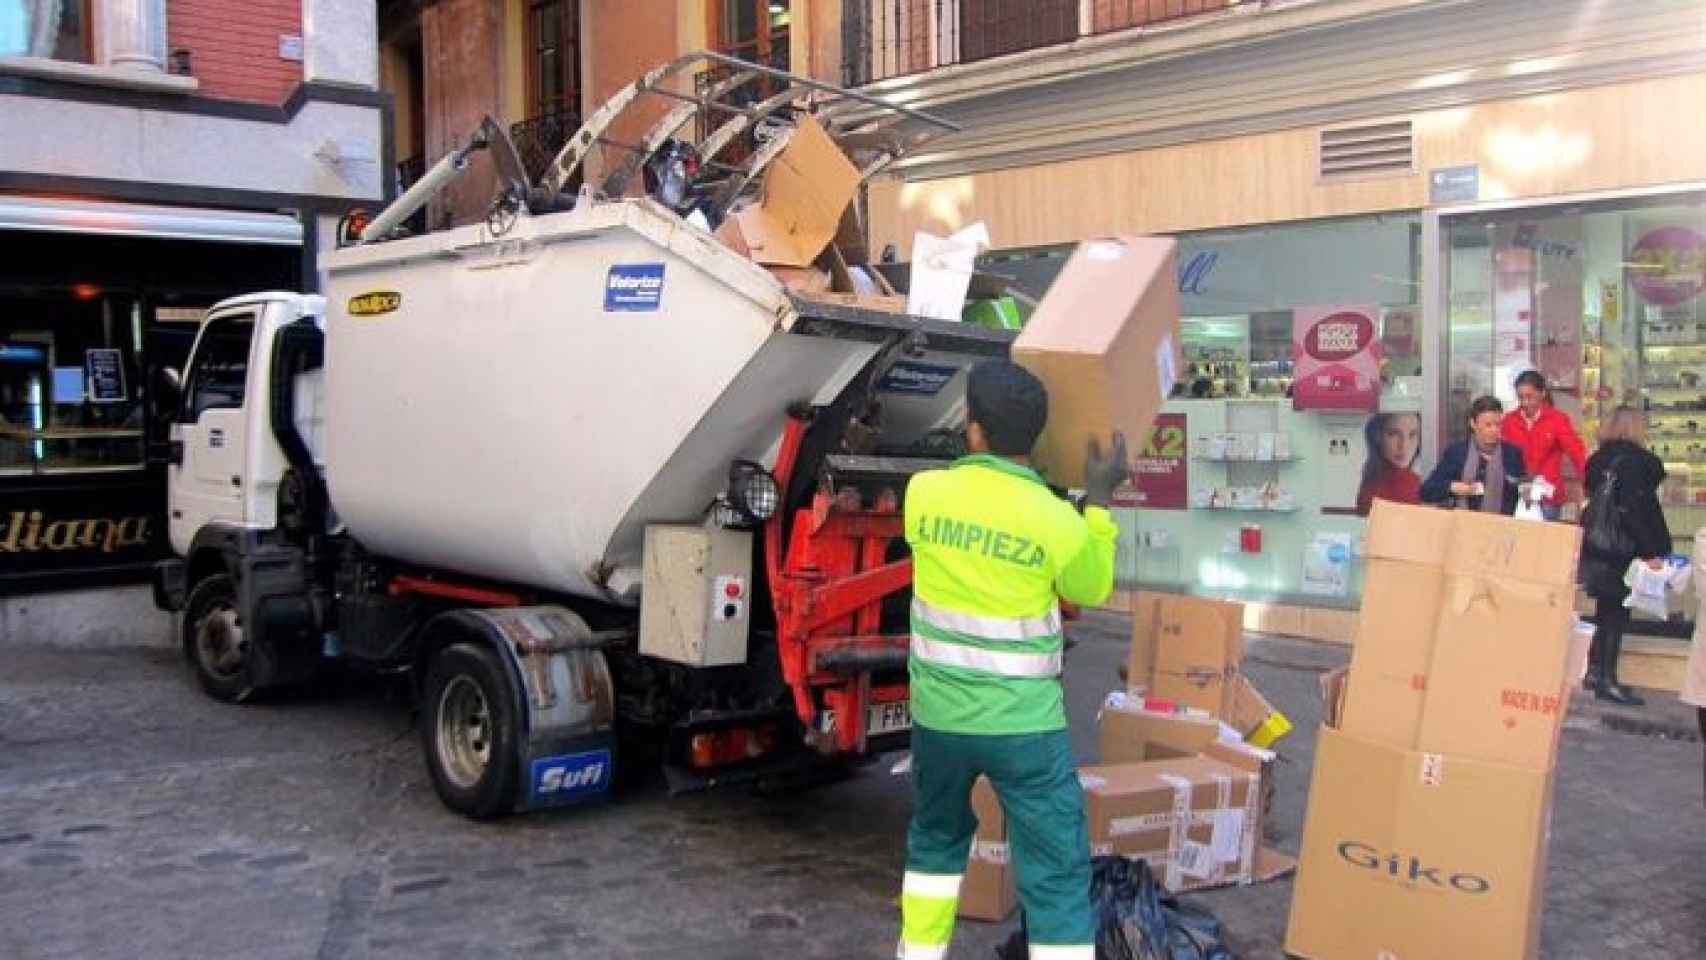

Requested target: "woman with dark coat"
[
  {"left": 1580, "top": 406, "right": 1672, "bottom": 706},
  {"left": 1421, "top": 395, "right": 1528, "bottom": 515}
]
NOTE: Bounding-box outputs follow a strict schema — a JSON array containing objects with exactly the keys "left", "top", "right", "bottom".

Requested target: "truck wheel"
[
  {"left": 420, "top": 643, "right": 521, "bottom": 818},
  {"left": 183, "top": 574, "right": 256, "bottom": 703}
]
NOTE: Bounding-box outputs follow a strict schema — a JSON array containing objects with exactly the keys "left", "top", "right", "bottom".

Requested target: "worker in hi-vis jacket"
[{"left": 896, "top": 360, "right": 1127, "bottom": 960}]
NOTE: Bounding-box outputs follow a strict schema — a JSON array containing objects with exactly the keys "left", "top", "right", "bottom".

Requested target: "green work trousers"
[{"left": 898, "top": 724, "right": 1093, "bottom": 959}]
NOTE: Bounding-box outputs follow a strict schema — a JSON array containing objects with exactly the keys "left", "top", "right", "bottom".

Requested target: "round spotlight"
[{"left": 728, "top": 460, "right": 780, "bottom": 524}]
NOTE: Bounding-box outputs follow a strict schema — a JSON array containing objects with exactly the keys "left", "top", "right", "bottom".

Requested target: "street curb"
[{"left": 0, "top": 586, "right": 174, "bottom": 649}]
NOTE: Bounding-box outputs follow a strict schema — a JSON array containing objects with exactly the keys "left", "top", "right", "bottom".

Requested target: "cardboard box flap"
[
  {"left": 1364, "top": 500, "right": 1454, "bottom": 566},
  {"left": 1098, "top": 705, "right": 1219, "bottom": 765},
  {"left": 1130, "top": 592, "right": 1244, "bottom": 719},
  {"left": 1443, "top": 510, "right": 1583, "bottom": 587},
  {"left": 728, "top": 117, "right": 860, "bottom": 267}
]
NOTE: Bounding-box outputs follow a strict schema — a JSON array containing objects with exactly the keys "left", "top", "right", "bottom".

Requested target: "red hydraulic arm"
[{"left": 765, "top": 413, "right": 914, "bottom": 754}]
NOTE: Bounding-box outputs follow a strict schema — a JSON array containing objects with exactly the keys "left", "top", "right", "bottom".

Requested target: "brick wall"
[{"left": 168, "top": 0, "right": 304, "bottom": 104}]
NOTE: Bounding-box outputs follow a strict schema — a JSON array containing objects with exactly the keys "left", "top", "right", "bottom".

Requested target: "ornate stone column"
[{"left": 100, "top": 0, "right": 167, "bottom": 72}]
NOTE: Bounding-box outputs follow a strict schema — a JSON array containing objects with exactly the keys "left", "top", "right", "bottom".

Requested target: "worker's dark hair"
[
  {"left": 1513, "top": 369, "right": 1549, "bottom": 396},
  {"left": 1467, "top": 395, "right": 1504, "bottom": 424},
  {"left": 967, "top": 360, "right": 1049, "bottom": 456}
]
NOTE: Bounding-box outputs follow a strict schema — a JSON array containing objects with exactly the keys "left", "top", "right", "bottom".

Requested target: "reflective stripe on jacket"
[{"left": 904, "top": 454, "right": 1118, "bottom": 735}]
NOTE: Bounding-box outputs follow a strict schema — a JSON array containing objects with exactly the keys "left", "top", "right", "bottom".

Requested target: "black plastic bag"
[{"left": 994, "top": 857, "right": 1234, "bottom": 960}]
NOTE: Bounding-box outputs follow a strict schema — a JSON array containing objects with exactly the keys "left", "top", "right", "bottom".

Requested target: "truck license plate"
[{"left": 867, "top": 700, "right": 911, "bottom": 736}]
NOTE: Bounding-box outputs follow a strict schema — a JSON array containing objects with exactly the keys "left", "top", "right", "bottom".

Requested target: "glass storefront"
[
  {"left": 982, "top": 211, "right": 1423, "bottom": 608},
  {"left": 0, "top": 227, "right": 299, "bottom": 592},
  {"left": 1441, "top": 188, "right": 1706, "bottom": 625}
]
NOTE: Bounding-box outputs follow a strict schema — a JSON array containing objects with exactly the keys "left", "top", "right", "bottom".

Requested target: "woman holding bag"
[{"left": 1579, "top": 406, "right": 1671, "bottom": 706}]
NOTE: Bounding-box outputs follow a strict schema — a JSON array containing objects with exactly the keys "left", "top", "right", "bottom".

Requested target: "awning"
[{"left": 0, "top": 196, "right": 302, "bottom": 246}]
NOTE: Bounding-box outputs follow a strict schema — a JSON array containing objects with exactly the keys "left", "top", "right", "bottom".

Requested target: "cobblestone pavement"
[{"left": 2, "top": 613, "right": 1702, "bottom": 959}]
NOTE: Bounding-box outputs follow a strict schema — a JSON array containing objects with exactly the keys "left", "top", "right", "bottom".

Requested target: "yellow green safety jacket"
[{"left": 905, "top": 453, "right": 1119, "bottom": 735}]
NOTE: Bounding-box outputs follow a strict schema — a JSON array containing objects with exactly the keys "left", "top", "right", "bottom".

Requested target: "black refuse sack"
[{"left": 995, "top": 857, "right": 1234, "bottom": 960}]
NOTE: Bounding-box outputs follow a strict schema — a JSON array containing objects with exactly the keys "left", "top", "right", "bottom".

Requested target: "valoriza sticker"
[{"left": 348, "top": 291, "right": 402, "bottom": 316}]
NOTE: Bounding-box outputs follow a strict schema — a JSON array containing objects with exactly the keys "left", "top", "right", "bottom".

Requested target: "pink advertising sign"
[
  {"left": 1627, "top": 226, "right": 1706, "bottom": 307},
  {"left": 1293, "top": 305, "right": 1382, "bottom": 413}
]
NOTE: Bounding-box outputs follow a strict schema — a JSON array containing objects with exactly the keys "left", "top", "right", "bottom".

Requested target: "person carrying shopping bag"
[
  {"left": 1579, "top": 406, "right": 1672, "bottom": 706},
  {"left": 1503, "top": 370, "right": 1589, "bottom": 520}
]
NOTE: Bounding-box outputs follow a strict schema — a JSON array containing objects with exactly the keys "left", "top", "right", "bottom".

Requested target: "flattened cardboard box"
[
  {"left": 1013, "top": 236, "right": 1182, "bottom": 488},
  {"left": 1079, "top": 758, "right": 1258, "bottom": 893},
  {"left": 1097, "top": 705, "right": 1219, "bottom": 765},
  {"left": 1285, "top": 726, "right": 1554, "bottom": 960},
  {"left": 1128, "top": 592, "right": 1244, "bottom": 718},
  {"left": 960, "top": 776, "right": 1017, "bottom": 921}
]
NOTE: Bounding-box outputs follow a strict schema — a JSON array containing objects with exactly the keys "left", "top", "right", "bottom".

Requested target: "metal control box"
[{"left": 639, "top": 525, "right": 753, "bottom": 667}]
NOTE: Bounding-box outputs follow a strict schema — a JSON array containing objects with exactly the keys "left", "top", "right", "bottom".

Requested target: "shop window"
[
  {"left": 181, "top": 318, "right": 254, "bottom": 422},
  {"left": 0, "top": 292, "right": 145, "bottom": 476},
  {"left": 1443, "top": 191, "right": 1706, "bottom": 566},
  {"left": 526, "top": 0, "right": 580, "bottom": 119},
  {"left": 0, "top": 1, "right": 91, "bottom": 61}
]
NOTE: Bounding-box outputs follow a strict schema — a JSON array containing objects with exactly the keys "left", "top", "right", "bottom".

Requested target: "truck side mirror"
[{"left": 153, "top": 366, "right": 183, "bottom": 412}]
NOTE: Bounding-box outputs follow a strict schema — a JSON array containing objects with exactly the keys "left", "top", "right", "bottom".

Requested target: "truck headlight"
[{"left": 728, "top": 460, "right": 779, "bottom": 524}]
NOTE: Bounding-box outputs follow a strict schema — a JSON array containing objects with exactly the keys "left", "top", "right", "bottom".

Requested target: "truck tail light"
[{"left": 688, "top": 724, "right": 780, "bottom": 769}]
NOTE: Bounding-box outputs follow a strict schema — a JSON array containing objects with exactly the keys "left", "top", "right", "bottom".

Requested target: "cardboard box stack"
[
  {"left": 1285, "top": 501, "right": 1586, "bottom": 960},
  {"left": 959, "top": 776, "right": 1017, "bottom": 921},
  {"left": 1076, "top": 591, "right": 1296, "bottom": 894}
]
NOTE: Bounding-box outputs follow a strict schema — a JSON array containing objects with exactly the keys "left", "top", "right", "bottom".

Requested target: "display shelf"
[
  {"left": 1200, "top": 505, "right": 1299, "bottom": 514},
  {"left": 1194, "top": 457, "right": 1303, "bottom": 464}
]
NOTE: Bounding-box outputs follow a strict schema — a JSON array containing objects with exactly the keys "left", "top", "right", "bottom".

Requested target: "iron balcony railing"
[
  {"left": 844, "top": 0, "right": 1242, "bottom": 85},
  {"left": 510, "top": 108, "right": 583, "bottom": 187}
]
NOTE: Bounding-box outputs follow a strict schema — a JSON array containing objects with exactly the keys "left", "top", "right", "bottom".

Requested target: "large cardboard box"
[
  {"left": 1012, "top": 236, "right": 1182, "bottom": 488},
  {"left": 960, "top": 776, "right": 1017, "bottom": 921},
  {"left": 1128, "top": 592, "right": 1244, "bottom": 718},
  {"left": 1079, "top": 758, "right": 1258, "bottom": 892},
  {"left": 1284, "top": 725, "right": 1554, "bottom": 960},
  {"left": 1344, "top": 502, "right": 1584, "bottom": 769}
]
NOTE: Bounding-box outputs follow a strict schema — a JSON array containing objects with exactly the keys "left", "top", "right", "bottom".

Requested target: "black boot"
[
  {"left": 1594, "top": 620, "right": 1645, "bottom": 707},
  {"left": 1582, "top": 630, "right": 1602, "bottom": 691}
]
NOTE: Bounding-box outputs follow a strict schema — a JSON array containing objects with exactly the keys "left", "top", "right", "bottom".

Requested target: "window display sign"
[
  {"left": 1111, "top": 413, "right": 1188, "bottom": 509},
  {"left": 1292, "top": 305, "right": 1381, "bottom": 412},
  {"left": 1301, "top": 532, "right": 1354, "bottom": 597},
  {"left": 85, "top": 348, "right": 127, "bottom": 403},
  {"left": 1627, "top": 226, "right": 1706, "bottom": 307}
]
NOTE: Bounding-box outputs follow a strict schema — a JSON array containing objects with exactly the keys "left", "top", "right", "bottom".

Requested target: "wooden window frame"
[
  {"left": 707, "top": 0, "right": 790, "bottom": 69},
  {"left": 524, "top": 0, "right": 581, "bottom": 118}
]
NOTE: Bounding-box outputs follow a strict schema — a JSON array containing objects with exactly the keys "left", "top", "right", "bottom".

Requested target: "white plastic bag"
[
  {"left": 1623, "top": 559, "right": 1672, "bottom": 618},
  {"left": 1514, "top": 476, "right": 1555, "bottom": 522}
]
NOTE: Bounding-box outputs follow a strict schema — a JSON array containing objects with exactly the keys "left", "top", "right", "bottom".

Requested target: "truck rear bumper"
[{"left": 152, "top": 559, "right": 187, "bottom": 612}]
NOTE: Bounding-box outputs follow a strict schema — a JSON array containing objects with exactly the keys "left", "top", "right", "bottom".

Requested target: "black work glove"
[{"left": 1083, "top": 432, "right": 1131, "bottom": 508}]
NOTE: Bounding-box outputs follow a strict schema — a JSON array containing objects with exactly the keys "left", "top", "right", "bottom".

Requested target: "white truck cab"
[{"left": 166, "top": 292, "right": 325, "bottom": 556}]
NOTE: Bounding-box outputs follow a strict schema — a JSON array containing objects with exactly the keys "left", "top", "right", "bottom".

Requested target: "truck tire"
[
  {"left": 183, "top": 574, "right": 257, "bottom": 703},
  {"left": 420, "top": 642, "right": 522, "bottom": 818}
]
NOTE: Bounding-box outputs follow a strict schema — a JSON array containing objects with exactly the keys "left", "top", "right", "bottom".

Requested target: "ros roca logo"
[
  {"left": 348, "top": 291, "right": 402, "bottom": 317},
  {"left": 1337, "top": 841, "right": 1491, "bottom": 894}
]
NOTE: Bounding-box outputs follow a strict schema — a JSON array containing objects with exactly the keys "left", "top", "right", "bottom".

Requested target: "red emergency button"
[{"left": 724, "top": 581, "right": 743, "bottom": 598}]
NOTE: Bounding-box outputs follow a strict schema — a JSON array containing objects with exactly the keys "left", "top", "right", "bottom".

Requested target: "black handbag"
[{"left": 1581, "top": 460, "right": 1636, "bottom": 560}]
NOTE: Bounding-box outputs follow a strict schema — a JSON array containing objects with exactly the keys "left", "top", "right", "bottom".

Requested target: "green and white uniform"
[{"left": 897, "top": 454, "right": 1118, "bottom": 960}]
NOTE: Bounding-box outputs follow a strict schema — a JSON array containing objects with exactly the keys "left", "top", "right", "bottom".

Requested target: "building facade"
[
  {"left": 378, "top": 0, "right": 845, "bottom": 226},
  {"left": 0, "top": 0, "right": 387, "bottom": 593}
]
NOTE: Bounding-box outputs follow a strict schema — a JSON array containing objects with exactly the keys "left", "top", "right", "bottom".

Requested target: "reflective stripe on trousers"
[
  {"left": 1029, "top": 946, "right": 1094, "bottom": 959},
  {"left": 910, "top": 632, "right": 1062, "bottom": 678},
  {"left": 898, "top": 871, "right": 960, "bottom": 960},
  {"left": 911, "top": 597, "right": 1061, "bottom": 642}
]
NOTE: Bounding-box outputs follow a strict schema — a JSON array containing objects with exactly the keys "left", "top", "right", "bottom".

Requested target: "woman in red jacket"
[{"left": 1503, "top": 371, "right": 1588, "bottom": 520}]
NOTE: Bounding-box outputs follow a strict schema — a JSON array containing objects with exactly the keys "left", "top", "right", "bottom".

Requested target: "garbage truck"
[{"left": 150, "top": 53, "right": 1018, "bottom": 817}]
